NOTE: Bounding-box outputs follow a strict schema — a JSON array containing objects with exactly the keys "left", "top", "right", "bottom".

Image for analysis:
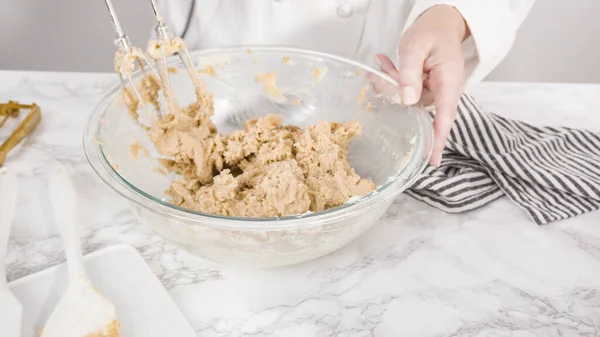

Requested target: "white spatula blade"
[{"left": 0, "top": 288, "right": 23, "bottom": 337}]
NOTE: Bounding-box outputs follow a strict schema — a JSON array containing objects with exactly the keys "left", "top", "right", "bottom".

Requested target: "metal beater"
[
  {"left": 103, "top": 0, "right": 158, "bottom": 124},
  {"left": 103, "top": 0, "right": 205, "bottom": 120},
  {"left": 148, "top": 0, "right": 205, "bottom": 103}
]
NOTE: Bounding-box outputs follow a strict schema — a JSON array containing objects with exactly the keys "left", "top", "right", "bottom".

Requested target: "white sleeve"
[{"left": 402, "top": 0, "right": 536, "bottom": 84}]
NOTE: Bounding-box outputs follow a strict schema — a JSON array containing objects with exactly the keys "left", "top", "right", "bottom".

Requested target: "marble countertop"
[{"left": 2, "top": 70, "right": 600, "bottom": 336}]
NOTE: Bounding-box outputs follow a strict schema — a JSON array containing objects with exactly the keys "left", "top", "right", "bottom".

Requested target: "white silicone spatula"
[
  {"left": 0, "top": 167, "right": 22, "bottom": 337},
  {"left": 41, "top": 166, "right": 120, "bottom": 337}
]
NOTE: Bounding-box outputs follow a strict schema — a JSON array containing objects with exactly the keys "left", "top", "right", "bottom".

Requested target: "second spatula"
[
  {"left": 0, "top": 167, "right": 22, "bottom": 337},
  {"left": 41, "top": 166, "right": 120, "bottom": 337}
]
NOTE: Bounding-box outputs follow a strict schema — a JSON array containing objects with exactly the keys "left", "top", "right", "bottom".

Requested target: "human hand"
[{"left": 375, "top": 5, "right": 469, "bottom": 167}]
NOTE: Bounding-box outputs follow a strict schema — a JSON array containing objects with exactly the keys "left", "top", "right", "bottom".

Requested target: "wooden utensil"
[{"left": 0, "top": 102, "right": 42, "bottom": 167}]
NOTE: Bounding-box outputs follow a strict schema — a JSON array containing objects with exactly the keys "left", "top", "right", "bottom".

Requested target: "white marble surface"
[{"left": 2, "top": 70, "right": 600, "bottom": 337}]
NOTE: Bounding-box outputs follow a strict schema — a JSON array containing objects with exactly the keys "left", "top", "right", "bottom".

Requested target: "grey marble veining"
[{"left": 2, "top": 70, "right": 600, "bottom": 337}]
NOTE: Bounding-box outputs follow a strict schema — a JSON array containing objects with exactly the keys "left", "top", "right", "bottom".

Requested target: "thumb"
[{"left": 396, "top": 40, "right": 429, "bottom": 105}]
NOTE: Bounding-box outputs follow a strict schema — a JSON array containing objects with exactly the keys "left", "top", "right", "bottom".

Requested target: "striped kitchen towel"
[{"left": 406, "top": 94, "right": 600, "bottom": 225}]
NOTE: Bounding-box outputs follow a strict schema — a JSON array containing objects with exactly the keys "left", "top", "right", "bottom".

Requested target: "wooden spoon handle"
[{"left": 0, "top": 105, "right": 41, "bottom": 167}]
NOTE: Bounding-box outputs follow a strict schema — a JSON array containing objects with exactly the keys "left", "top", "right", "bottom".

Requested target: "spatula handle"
[
  {"left": 49, "top": 166, "right": 86, "bottom": 280},
  {"left": 0, "top": 167, "right": 18, "bottom": 285}
]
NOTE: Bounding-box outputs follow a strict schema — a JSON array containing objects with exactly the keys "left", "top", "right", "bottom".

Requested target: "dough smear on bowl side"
[{"left": 119, "top": 70, "right": 375, "bottom": 217}]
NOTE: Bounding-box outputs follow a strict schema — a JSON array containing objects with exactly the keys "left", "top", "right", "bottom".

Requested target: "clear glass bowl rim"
[{"left": 83, "top": 45, "right": 434, "bottom": 229}]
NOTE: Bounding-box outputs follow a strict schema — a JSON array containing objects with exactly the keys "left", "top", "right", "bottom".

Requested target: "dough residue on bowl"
[
  {"left": 123, "top": 73, "right": 375, "bottom": 218},
  {"left": 255, "top": 71, "right": 286, "bottom": 102}
]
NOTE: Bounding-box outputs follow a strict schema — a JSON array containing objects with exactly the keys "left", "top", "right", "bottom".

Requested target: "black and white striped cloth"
[{"left": 406, "top": 94, "right": 600, "bottom": 225}]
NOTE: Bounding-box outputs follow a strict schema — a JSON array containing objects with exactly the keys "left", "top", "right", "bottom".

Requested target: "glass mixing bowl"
[{"left": 84, "top": 46, "right": 433, "bottom": 267}]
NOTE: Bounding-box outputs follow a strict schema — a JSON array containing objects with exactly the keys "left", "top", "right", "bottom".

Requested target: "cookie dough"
[{"left": 124, "top": 73, "right": 375, "bottom": 217}]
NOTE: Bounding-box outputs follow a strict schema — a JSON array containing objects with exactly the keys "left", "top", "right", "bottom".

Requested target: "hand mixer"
[{"left": 103, "top": 0, "right": 206, "bottom": 122}]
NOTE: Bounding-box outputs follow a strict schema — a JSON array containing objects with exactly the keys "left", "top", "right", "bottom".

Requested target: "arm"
[
  {"left": 403, "top": 0, "right": 537, "bottom": 83},
  {"left": 375, "top": 1, "right": 535, "bottom": 166}
]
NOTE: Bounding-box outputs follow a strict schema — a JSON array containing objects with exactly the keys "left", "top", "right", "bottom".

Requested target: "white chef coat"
[{"left": 158, "top": 0, "right": 535, "bottom": 84}]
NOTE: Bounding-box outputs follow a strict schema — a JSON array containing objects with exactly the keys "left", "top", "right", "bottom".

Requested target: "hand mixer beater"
[{"left": 103, "top": 0, "right": 206, "bottom": 125}]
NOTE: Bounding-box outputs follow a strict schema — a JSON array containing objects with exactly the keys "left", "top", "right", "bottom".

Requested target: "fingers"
[
  {"left": 419, "top": 87, "right": 435, "bottom": 107},
  {"left": 372, "top": 50, "right": 462, "bottom": 167},
  {"left": 369, "top": 54, "right": 401, "bottom": 97},
  {"left": 373, "top": 54, "right": 432, "bottom": 105},
  {"left": 374, "top": 54, "right": 399, "bottom": 77},
  {"left": 366, "top": 71, "right": 399, "bottom": 97},
  {"left": 428, "top": 65, "right": 461, "bottom": 167},
  {"left": 396, "top": 37, "right": 430, "bottom": 105},
  {"left": 379, "top": 4, "right": 466, "bottom": 167},
  {"left": 371, "top": 52, "right": 452, "bottom": 168}
]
